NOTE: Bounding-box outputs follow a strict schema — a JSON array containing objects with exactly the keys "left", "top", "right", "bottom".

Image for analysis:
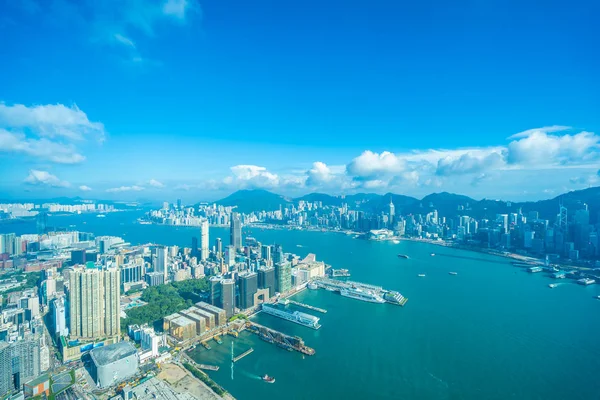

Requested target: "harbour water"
[{"left": 4, "top": 211, "right": 600, "bottom": 399}]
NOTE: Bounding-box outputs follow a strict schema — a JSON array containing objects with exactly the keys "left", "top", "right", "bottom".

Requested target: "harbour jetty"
[
  {"left": 232, "top": 347, "right": 254, "bottom": 362},
  {"left": 247, "top": 321, "right": 315, "bottom": 356},
  {"left": 287, "top": 300, "right": 327, "bottom": 314}
]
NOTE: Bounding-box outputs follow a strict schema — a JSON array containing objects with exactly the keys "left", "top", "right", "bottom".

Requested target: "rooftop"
[{"left": 90, "top": 341, "right": 137, "bottom": 366}]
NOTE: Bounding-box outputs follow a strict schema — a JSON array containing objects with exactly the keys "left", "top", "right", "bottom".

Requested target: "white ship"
[
  {"left": 340, "top": 287, "right": 385, "bottom": 303},
  {"left": 262, "top": 304, "right": 321, "bottom": 329},
  {"left": 308, "top": 282, "right": 318, "bottom": 290}
]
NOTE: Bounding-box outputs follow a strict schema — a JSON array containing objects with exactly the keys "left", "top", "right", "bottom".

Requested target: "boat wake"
[
  {"left": 427, "top": 371, "right": 449, "bottom": 388},
  {"left": 240, "top": 370, "right": 261, "bottom": 380}
]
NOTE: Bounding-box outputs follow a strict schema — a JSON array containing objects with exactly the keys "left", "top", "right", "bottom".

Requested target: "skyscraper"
[
  {"left": 67, "top": 266, "right": 120, "bottom": 339},
  {"left": 261, "top": 245, "right": 271, "bottom": 266},
  {"left": 220, "top": 279, "right": 235, "bottom": 318},
  {"left": 275, "top": 261, "right": 292, "bottom": 294},
  {"left": 200, "top": 220, "right": 209, "bottom": 261},
  {"left": 272, "top": 244, "right": 283, "bottom": 265},
  {"left": 258, "top": 267, "right": 275, "bottom": 298},
  {"left": 238, "top": 271, "right": 258, "bottom": 310},
  {"left": 389, "top": 197, "right": 395, "bottom": 227},
  {"left": 154, "top": 246, "right": 168, "bottom": 282},
  {"left": 230, "top": 212, "right": 242, "bottom": 251},
  {"left": 215, "top": 238, "right": 223, "bottom": 260},
  {"left": 0, "top": 338, "right": 41, "bottom": 397}
]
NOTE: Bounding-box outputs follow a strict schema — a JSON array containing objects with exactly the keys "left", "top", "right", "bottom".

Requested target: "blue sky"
[{"left": 1, "top": 0, "right": 599, "bottom": 202}]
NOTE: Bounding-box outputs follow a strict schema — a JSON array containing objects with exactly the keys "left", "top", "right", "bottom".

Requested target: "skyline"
[{"left": 1, "top": 0, "right": 599, "bottom": 201}]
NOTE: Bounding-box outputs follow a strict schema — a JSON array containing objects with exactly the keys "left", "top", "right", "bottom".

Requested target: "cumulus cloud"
[
  {"left": 506, "top": 127, "right": 600, "bottom": 166},
  {"left": 0, "top": 103, "right": 104, "bottom": 164},
  {"left": 106, "top": 185, "right": 145, "bottom": 193},
  {"left": 306, "top": 162, "right": 334, "bottom": 187},
  {"left": 346, "top": 151, "right": 406, "bottom": 179},
  {"left": 0, "top": 103, "right": 105, "bottom": 141},
  {"left": 148, "top": 179, "right": 164, "bottom": 188},
  {"left": 224, "top": 165, "right": 280, "bottom": 189},
  {"left": 23, "top": 170, "right": 70, "bottom": 188},
  {"left": 79, "top": 185, "right": 92, "bottom": 191},
  {"left": 0, "top": 129, "right": 85, "bottom": 164},
  {"left": 436, "top": 151, "right": 505, "bottom": 176}
]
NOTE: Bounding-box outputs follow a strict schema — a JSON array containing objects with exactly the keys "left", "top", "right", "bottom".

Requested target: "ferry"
[
  {"left": 340, "top": 287, "right": 385, "bottom": 303},
  {"left": 308, "top": 282, "right": 318, "bottom": 290},
  {"left": 262, "top": 375, "right": 275, "bottom": 384},
  {"left": 397, "top": 254, "right": 409, "bottom": 259},
  {"left": 261, "top": 304, "right": 321, "bottom": 329},
  {"left": 418, "top": 274, "right": 426, "bottom": 277},
  {"left": 448, "top": 272, "right": 458, "bottom": 275},
  {"left": 96, "top": 214, "right": 106, "bottom": 218}
]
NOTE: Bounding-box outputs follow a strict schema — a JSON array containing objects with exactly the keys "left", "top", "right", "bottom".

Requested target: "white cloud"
[
  {"left": 507, "top": 125, "right": 572, "bottom": 140},
  {"left": 106, "top": 185, "right": 145, "bottom": 193},
  {"left": 436, "top": 151, "right": 505, "bottom": 176},
  {"left": 306, "top": 162, "right": 334, "bottom": 187},
  {"left": 0, "top": 129, "right": 85, "bottom": 164},
  {"left": 506, "top": 128, "right": 600, "bottom": 166},
  {"left": 225, "top": 165, "right": 280, "bottom": 189},
  {"left": 0, "top": 103, "right": 105, "bottom": 141},
  {"left": 346, "top": 151, "right": 406, "bottom": 178},
  {"left": 113, "top": 33, "right": 135, "bottom": 48},
  {"left": 148, "top": 179, "right": 165, "bottom": 188},
  {"left": 79, "top": 185, "right": 92, "bottom": 191},
  {"left": 23, "top": 170, "right": 70, "bottom": 188}
]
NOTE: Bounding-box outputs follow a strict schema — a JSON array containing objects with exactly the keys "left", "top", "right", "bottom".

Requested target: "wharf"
[
  {"left": 246, "top": 321, "right": 315, "bottom": 356},
  {"left": 213, "top": 335, "right": 223, "bottom": 344},
  {"left": 287, "top": 300, "right": 327, "bottom": 314},
  {"left": 201, "top": 341, "right": 211, "bottom": 350},
  {"left": 232, "top": 348, "right": 254, "bottom": 362},
  {"left": 197, "top": 364, "right": 219, "bottom": 371}
]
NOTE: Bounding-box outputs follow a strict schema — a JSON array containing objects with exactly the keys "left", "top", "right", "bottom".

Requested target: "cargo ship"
[
  {"left": 340, "top": 287, "right": 385, "bottom": 303},
  {"left": 261, "top": 304, "right": 321, "bottom": 329}
]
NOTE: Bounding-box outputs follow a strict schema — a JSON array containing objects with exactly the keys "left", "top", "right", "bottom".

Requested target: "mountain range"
[{"left": 215, "top": 187, "right": 600, "bottom": 221}]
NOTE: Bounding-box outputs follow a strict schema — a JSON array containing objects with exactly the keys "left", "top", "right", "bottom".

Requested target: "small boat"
[
  {"left": 96, "top": 214, "right": 106, "bottom": 218},
  {"left": 430, "top": 253, "right": 435, "bottom": 256},
  {"left": 448, "top": 272, "right": 458, "bottom": 275},
  {"left": 549, "top": 283, "right": 558, "bottom": 288},
  {"left": 397, "top": 254, "right": 409, "bottom": 259},
  {"left": 418, "top": 274, "right": 426, "bottom": 277},
  {"left": 262, "top": 374, "right": 275, "bottom": 384},
  {"left": 392, "top": 240, "right": 400, "bottom": 244},
  {"left": 596, "top": 295, "right": 600, "bottom": 300}
]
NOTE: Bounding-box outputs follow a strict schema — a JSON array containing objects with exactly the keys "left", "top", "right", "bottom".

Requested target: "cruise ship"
[
  {"left": 340, "top": 287, "right": 385, "bottom": 303},
  {"left": 383, "top": 291, "right": 408, "bottom": 306},
  {"left": 261, "top": 304, "right": 321, "bottom": 329}
]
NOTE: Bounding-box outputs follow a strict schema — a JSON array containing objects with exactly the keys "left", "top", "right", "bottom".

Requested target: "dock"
[
  {"left": 287, "top": 300, "right": 327, "bottom": 314},
  {"left": 213, "top": 335, "right": 223, "bottom": 344},
  {"left": 246, "top": 321, "right": 315, "bottom": 356},
  {"left": 197, "top": 364, "right": 219, "bottom": 371},
  {"left": 201, "top": 341, "right": 211, "bottom": 350},
  {"left": 232, "top": 348, "right": 254, "bottom": 362}
]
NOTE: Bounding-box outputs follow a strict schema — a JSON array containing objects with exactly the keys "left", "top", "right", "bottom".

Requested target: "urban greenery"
[
  {"left": 228, "top": 313, "right": 248, "bottom": 322},
  {"left": 121, "top": 278, "right": 209, "bottom": 330},
  {"left": 183, "top": 362, "right": 227, "bottom": 397}
]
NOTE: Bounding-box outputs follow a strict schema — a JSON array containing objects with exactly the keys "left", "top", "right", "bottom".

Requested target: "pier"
[
  {"left": 232, "top": 347, "right": 254, "bottom": 362},
  {"left": 201, "top": 341, "right": 211, "bottom": 350},
  {"left": 288, "top": 300, "right": 327, "bottom": 313},
  {"left": 213, "top": 335, "right": 223, "bottom": 344},
  {"left": 247, "top": 321, "right": 315, "bottom": 356},
  {"left": 197, "top": 364, "right": 219, "bottom": 371}
]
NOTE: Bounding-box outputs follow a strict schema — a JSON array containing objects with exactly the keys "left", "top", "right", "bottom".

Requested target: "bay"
[{"left": 3, "top": 211, "right": 600, "bottom": 399}]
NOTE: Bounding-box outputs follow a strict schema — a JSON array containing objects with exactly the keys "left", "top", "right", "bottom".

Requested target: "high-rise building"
[
  {"left": 0, "top": 337, "right": 41, "bottom": 397},
  {"left": 70, "top": 249, "right": 86, "bottom": 265},
  {"left": 272, "top": 244, "right": 283, "bottom": 265},
  {"left": 258, "top": 267, "right": 275, "bottom": 298},
  {"left": 209, "top": 276, "right": 222, "bottom": 307},
  {"left": 121, "top": 263, "right": 143, "bottom": 285},
  {"left": 261, "top": 245, "right": 271, "bottom": 265},
  {"left": 154, "top": 246, "right": 168, "bottom": 282},
  {"left": 191, "top": 237, "right": 198, "bottom": 258},
  {"left": 238, "top": 271, "right": 258, "bottom": 310},
  {"left": 220, "top": 279, "right": 236, "bottom": 318},
  {"left": 50, "top": 296, "right": 69, "bottom": 339},
  {"left": 275, "top": 261, "right": 292, "bottom": 294},
  {"left": 67, "top": 266, "right": 120, "bottom": 339},
  {"left": 200, "top": 220, "right": 209, "bottom": 261},
  {"left": 215, "top": 238, "right": 223, "bottom": 260},
  {"left": 388, "top": 197, "right": 395, "bottom": 227},
  {"left": 230, "top": 212, "right": 242, "bottom": 251},
  {"left": 226, "top": 245, "right": 236, "bottom": 267}
]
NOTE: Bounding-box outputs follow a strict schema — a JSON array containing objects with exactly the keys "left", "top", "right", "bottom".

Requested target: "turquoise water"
[{"left": 4, "top": 212, "right": 600, "bottom": 399}]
